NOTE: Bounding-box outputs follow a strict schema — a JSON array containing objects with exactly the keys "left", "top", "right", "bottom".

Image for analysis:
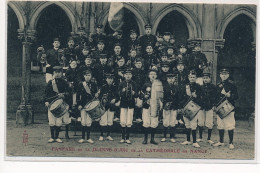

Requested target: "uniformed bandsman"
[
  {"left": 213, "top": 68, "right": 238, "bottom": 150},
  {"left": 138, "top": 24, "right": 157, "bottom": 54}
]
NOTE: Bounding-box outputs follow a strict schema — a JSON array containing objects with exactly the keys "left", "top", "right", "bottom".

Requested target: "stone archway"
[
  {"left": 8, "top": 2, "right": 25, "bottom": 30},
  {"left": 152, "top": 4, "right": 202, "bottom": 39},
  {"left": 216, "top": 7, "right": 256, "bottom": 41},
  {"left": 29, "top": 1, "right": 76, "bottom": 32},
  {"left": 97, "top": 3, "right": 146, "bottom": 35}
]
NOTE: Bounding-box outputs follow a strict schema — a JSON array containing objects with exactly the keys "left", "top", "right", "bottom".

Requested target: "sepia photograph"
[{"left": 6, "top": 0, "right": 256, "bottom": 161}]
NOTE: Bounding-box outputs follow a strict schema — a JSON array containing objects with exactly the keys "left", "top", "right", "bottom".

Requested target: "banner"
[{"left": 108, "top": 2, "right": 124, "bottom": 31}]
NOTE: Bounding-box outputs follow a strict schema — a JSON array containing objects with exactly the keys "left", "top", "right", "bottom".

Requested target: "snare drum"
[
  {"left": 215, "top": 99, "right": 234, "bottom": 119},
  {"left": 84, "top": 100, "right": 105, "bottom": 120},
  {"left": 183, "top": 100, "right": 201, "bottom": 120},
  {"left": 49, "top": 98, "right": 69, "bottom": 118}
]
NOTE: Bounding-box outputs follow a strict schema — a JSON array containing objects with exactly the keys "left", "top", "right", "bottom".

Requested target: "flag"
[{"left": 108, "top": 2, "right": 124, "bottom": 31}]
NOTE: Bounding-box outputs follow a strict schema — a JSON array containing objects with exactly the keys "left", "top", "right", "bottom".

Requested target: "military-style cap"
[
  {"left": 83, "top": 69, "right": 92, "bottom": 75},
  {"left": 148, "top": 68, "right": 158, "bottom": 74},
  {"left": 114, "top": 42, "right": 121, "bottom": 47},
  {"left": 177, "top": 60, "right": 184, "bottom": 65},
  {"left": 166, "top": 73, "right": 176, "bottom": 78},
  {"left": 78, "top": 26, "right": 85, "bottom": 30},
  {"left": 105, "top": 73, "right": 114, "bottom": 78},
  {"left": 189, "top": 70, "right": 197, "bottom": 76},
  {"left": 85, "top": 55, "right": 92, "bottom": 60},
  {"left": 97, "top": 24, "right": 103, "bottom": 28},
  {"left": 220, "top": 68, "right": 230, "bottom": 74},
  {"left": 161, "top": 62, "right": 170, "bottom": 67},
  {"left": 167, "top": 45, "right": 174, "bottom": 49},
  {"left": 67, "top": 37, "right": 74, "bottom": 42},
  {"left": 203, "top": 67, "right": 211, "bottom": 76},
  {"left": 164, "top": 32, "right": 171, "bottom": 35},
  {"left": 144, "top": 24, "right": 152, "bottom": 29},
  {"left": 158, "top": 35, "right": 163, "bottom": 38},
  {"left": 130, "top": 29, "right": 137, "bottom": 34},
  {"left": 135, "top": 57, "right": 143, "bottom": 63},
  {"left": 124, "top": 68, "right": 132, "bottom": 74},
  {"left": 82, "top": 45, "right": 90, "bottom": 50},
  {"left": 97, "top": 40, "right": 105, "bottom": 44},
  {"left": 117, "top": 56, "right": 125, "bottom": 61},
  {"left": 145, "top": 43, "right": 153, "bottom": 47},
  {"left": 160, "top": 51, "right": 168, "bottom": 57},
  {"left": 195, "top": 42, "right": 201, "bottom": 46},
  {"left": 53, "top": 66, "right": 62, "bottom": 71},
  {"left": 53, "top": 37, "right": 60, "bottom": 42},
  {"left": 99, "top": 54, "right": 107, "bottom": 59},
  {"left": 180, "top": 44, "right": 186, "bottom": 48}
]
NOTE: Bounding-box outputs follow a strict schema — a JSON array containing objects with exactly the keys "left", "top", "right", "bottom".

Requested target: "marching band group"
[{"left": 43, "top": 24, "right": 238, "bottom": 149}]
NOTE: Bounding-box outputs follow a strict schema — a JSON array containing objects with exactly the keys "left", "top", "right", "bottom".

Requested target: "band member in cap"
[
  {"left": 138, "top": 24, "right": 157, "bottom": 54},
  {"left": 161, "top": 72, "right": 179, "bottom": 143},
  {"left": 91, "top": 24, "right": 107, "bottom": 48},
  {"left": 45, "top": 37, "right": 63, "bottom": 83},
  {"left": 179, "top": 70, "right": 202, "bottom": 148},
  {"left": 114, "top": 56, "right": 127, "bottom": 86},
  {"left": 176, "top": 60, "right": 189, "bottom": 88},
  {"left": 78, "top": 46, "right": 91, "bottom": 66},
  {"left": 98, "top": 73, "right": 119, "bottom": 141},
  {"left": 109, "top": 43, "right": 125, "bottom": 68},
  {"left": 143, "top": 44, "right": 159, "bottom": 71},
  {"left": 140, "top": 69, "right": 163, "bottom": 145},
  {"left": 107, "top": 30, "right": 126, "bottom": 55},
  {"left": 213, "top": 68, "right": 238, "bottom": 149},
  {"left": 74, "top": 27, "right": 88, "bottom": 48},
  {"left": 118, "top": 68, "right": 138, "bottom": 144},
  {"left": 63, "top": 37, "right": 80, "bottom": 68},
  {"left": 190, "top": 43, "right": 208, "bottom": 85},
  {"left": 159, "top": 62, "right": 171, "bottom": 84},
  {"left": 93, "top": 54, "right": 113, "bottom": 87},
  {"left": 132, "top": 58, "right": 145, "bottom": 122},
  {"left": 127, "top": 29, "right": 140, "bottom": 53},
  {"left": 177, "top": 44, "right": 189, "bottom": 66},
  {"left": 126, "top": 48, "right": 138, "bottom": 68},
  {"left": 77, "top": 69, "right": 99, "bottom": 144},
  {"left": 198, "top": 69, "right": 217, "bottom": 145},
  {"left": 44, "top": 66, "right": 72, "bottom": 143},
  {"left": 155, "top": 35, "right": 164, "bottom": 54},
  {"left": 162, "top": 32, "right": 172, "bottom": 51},
  {"left": 91, "top": 40, "right": 108, "bottom": 63},
  {"left": 78, "top": 56, "right": 94, "bottom": 82}
]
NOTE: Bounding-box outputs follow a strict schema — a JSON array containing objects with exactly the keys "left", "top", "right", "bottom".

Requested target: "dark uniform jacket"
[
  {"left": 163, "top": 82, "right": 179, "bottom": 110},
  {"left": 63, "top": 46, "right": 80, "bottom": 62},
  {"left": 201, "top": 83, "right": 217, "bottom": 110},
  {"left": 143, "top": 53, "right": 159, "bottom": 71},
  {"left": 216, "top": 80, "right": 238, "bottom": 106},
  {"left": 132, "top": 68, "right": 146, "bottom": 92},
  {"left": 98, "top": 83, "right": 119, "bottom": 111},
  {"left": 93, "top": 63, "right": 113, "bottom": 87},
  {"left": 138, "top": 34, "right": 157, "bottom": 53},
  {"left": 46, "top": 48, "right": 61, "bottom": 74},
  {"left": 78, "top": 65, "right": 95, "bottom": 82},
  {"left": 179, "top": 82, "right": 202, "bottom": 108},
  {"left": 76, "top": 81, "right": 98, "bottom": 107},
  {"left": 65, "top": 67, "right": 80, "bottom": 92},
  {"left": 189, "top": 51, "right": 208, "bottom": 77},
  {"left": 44, "top": 78, "right": 72, "bottom": 108},
  {"left": 114, "top": 65, "right": 126, "bottom": 86},
  {"left": 91, "top": 49, "right": 108, "bottom": 63},
  {"left": 139, "top": 80, "right": 152, "bottom": 109},
  {"left": 158, "top": 71, "right": 169, "bottom": 84},
  {"left": 126, "top": 38, "right": 140, "bottom": 53},
  {"left": 118, "top": 80, "right": 138, "bottom": 108},
  {"left": 78, "top": 53, "right": 91, "bottom": 66},
  {"left": 176, "top": 70, "right": 189, "bottom": 88},
  {"left": 91, "top": 33, "right": 107, "bottom": 48}
]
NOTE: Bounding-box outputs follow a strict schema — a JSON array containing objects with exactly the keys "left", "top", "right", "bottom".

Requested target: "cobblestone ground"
[{"left": 6, "top": 116, "right": 255, "bottom": 160}]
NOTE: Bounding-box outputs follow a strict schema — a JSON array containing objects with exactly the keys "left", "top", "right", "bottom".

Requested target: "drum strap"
[
  {"left": 186, "top": 85, "right": 192, "bottom": 97},
  {"left": 52, "top": 79, "right": 59, "bottom": 94},
  {"left": 83, "top": 81, "right": 92, "bottom": 96}
]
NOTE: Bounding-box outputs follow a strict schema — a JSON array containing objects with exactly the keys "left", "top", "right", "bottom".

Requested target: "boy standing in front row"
[
  {"left": 179, "top": 70, "right": 202, "bottom": 148},
  {"left": 213, "top": 68, "right": 238, "bottom": 149},
  {"left": 77, "top": 70, "right": 99, "bottom": 144},
  {"left": 98, "top": 73, "right": 119, "bottom": 141},
  {"left": 118, "top": 69, "right": 138, "bottom": 144},
  {"left": 161, "top": 73, "right": 179, "bottom": 143},
  {"left": 45, "top": 66, "right": 71, "bottom": 143},
  {"left": 197, "top": 69, "right": 216, "bottom": 144}
]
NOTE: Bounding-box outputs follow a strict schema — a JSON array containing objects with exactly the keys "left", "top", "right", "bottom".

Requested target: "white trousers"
[
  {"left": 217, "top": 111, "right": 235, "bottom": 130},
  {"left": 162, "top": 109, "right": 177, "bottom": 127},
  {"left": 183, "top": 111, "right": 202, "bottom": 130},
  {"left": 100, "top": 109, "right": 115, "bottom": 126},
  {"left": 120, "top": 108, "right": 134, "bottom": 127},
  {"left": 48, "top": 110, "right": 71, "bottom": 126},
  {"left": 80, "top": 109, "right": 92, "bottom": 127},
  {"left": 142, "top": 108, "right": 159, "bottom": 128}
]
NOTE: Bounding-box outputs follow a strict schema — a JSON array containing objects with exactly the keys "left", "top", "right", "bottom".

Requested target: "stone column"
[{"left": 16, "top": 29, "right": 36, "bottom": 126}]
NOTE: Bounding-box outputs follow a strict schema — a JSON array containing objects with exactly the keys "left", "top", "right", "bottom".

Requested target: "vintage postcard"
[{"left": 5, "top": 0, "right": 257, "bottom": 162}]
